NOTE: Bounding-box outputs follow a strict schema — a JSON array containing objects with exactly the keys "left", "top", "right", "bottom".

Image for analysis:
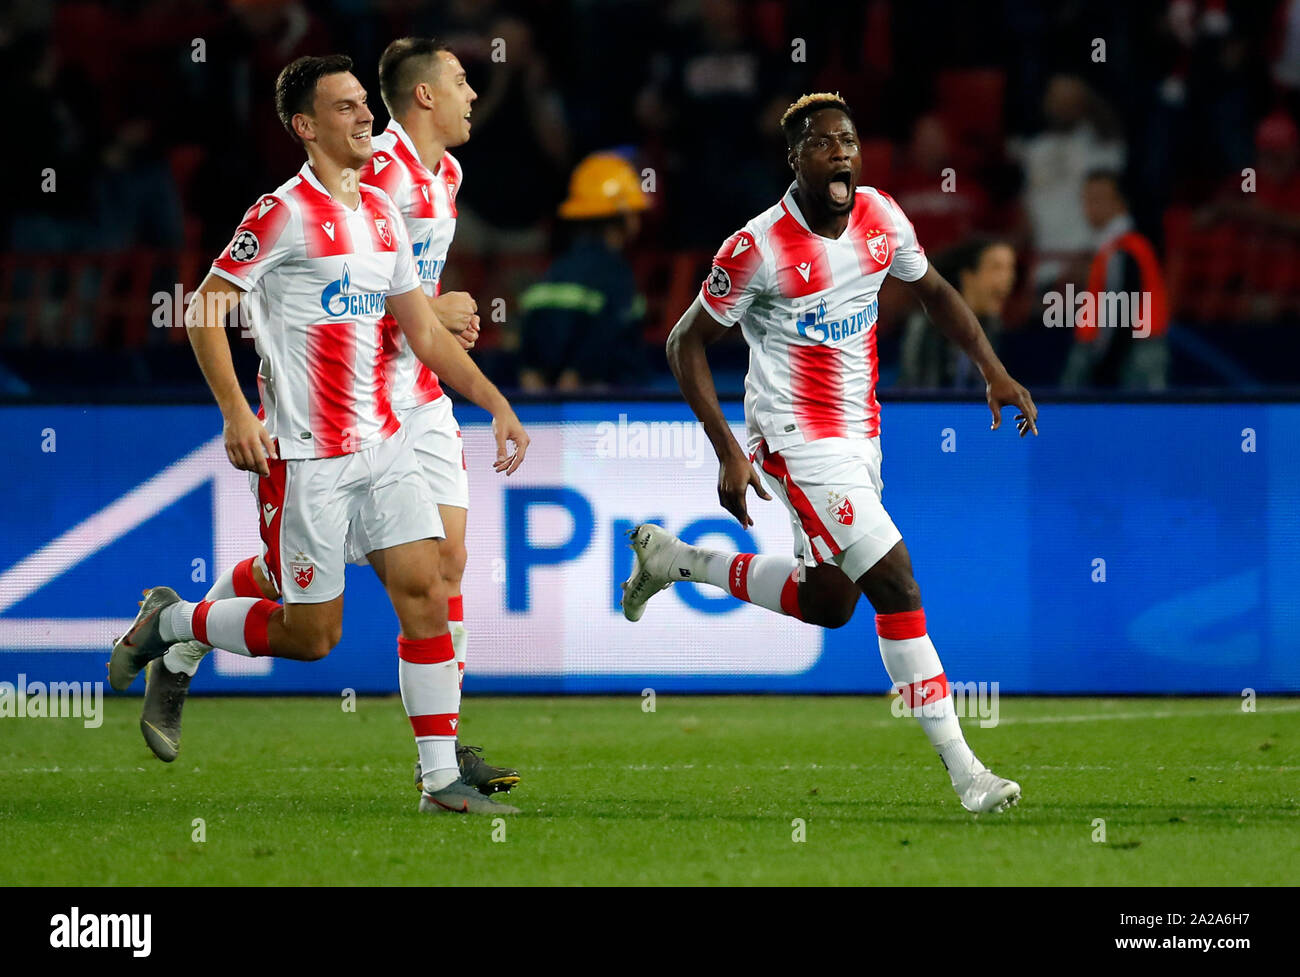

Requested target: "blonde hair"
[{"left": 780, "top": 92, "right": 852, "bottom": 147}]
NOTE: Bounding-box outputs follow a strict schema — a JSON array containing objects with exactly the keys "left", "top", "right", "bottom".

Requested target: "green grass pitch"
[{"left": 2, "top": 695, "right": 1296, "bottom": 884}]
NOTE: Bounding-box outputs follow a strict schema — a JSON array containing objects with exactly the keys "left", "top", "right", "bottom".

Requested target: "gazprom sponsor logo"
[
  {"left": 412, "top": 239, "right": 445, "bottom": 284},
  {"left": 320, "top": 263, "right": 387, "bottom": 318},
  {"left": 795, "top": 298, "right": 878, "bottom": 344}
]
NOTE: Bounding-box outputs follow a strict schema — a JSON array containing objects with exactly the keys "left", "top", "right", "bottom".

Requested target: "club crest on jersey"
[
  {"left": 229, "top": 230, "right": 260, "bottom": 262},
  {"left": 864, "top": 229, "right": 890, "bottom": 266},
  {"left": 374, "top": 217, "right": 392, "bottom": 247},
  {"left": 827, "top": 490, "right": 855, "bottom": 526},
  {"left": 706, "top": 265, "right": 732, "bottom": 298},
  {"left": 290, "top": 556, "right": 315, "bottom": 590}
]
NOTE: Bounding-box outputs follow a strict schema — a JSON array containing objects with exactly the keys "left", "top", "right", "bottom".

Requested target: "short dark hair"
[
  {"left": 379, "top": 37, "right": 451, "bottom": 117},
  {"left": 781, "top": 92, "right": 853, "bottom": 149},
  {"left": 275, "top": 54, "right": 354, "bottom": 143},
  {"left": 1083, "top": 168, "right": 1127, "bottom": 201},
  {"left": 937, "top": 236, "right": 1013, "bottom": 282}
]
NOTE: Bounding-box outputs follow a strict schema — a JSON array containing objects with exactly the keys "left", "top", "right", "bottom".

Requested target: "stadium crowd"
[{"left": 2, "top": 0, "right": 1298, "bottom": 396}]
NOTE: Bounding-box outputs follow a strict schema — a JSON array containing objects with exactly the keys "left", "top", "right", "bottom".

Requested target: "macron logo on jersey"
[
  {"left": 796, "top": 299, "right": 880, "bottom": 345},
  {"left": 320, "top": 263, "right": 387, "bottom": 318},
  {"left": 258, "top": 198, "right": 277, "bottom": 219},
  {"left": 373, "top": 155, "right": 391, "bottom": 174}
]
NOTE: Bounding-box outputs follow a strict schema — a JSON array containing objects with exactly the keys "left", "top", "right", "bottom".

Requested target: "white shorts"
[
  {"left": 753, "top": 436, "right": 903, "bottom": 583},
  {"left": 254, "top": 428, "right": 443, "bottom": 604},
  {"left": 346, "top": 395, "right": 467, "bottom": 565}
]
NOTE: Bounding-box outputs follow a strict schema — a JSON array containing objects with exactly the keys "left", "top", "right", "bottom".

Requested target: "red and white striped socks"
[
  {"left": 159, "top": 595, "right": 278, "bottom": 657},
  {"left": 674, "top": 546, "right": 804, "bottom": 619},
  {"left": 875, "top": 609, "right": 981, "bottom": 787},
  {"left": 162, "top": 556, "right": 270, "bottom": 675},
  {"left": 398, "top": 633, "right": 461, "bottom": 792}
]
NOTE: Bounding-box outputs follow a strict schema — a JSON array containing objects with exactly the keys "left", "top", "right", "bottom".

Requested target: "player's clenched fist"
[
  {"left": 223, "top": 407, "right": 277, "bottom": 477},
  {"left": 717, "top": 449, "right": 770, "bottom": 528},
  {"left": 432, "top": 290, "right": 478, "bottom": 334}
]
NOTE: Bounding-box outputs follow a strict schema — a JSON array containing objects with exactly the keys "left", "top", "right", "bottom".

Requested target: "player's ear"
[
  {"left": 293, "top": 113, "right": 314, "bottom": 144},
  {"left": 787, "top": 148, "right": 797, "bottom": 172}
]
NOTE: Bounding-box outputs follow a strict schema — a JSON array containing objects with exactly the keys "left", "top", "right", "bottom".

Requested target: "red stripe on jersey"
[
  {"left": 360, "top": 151, "right": 405, "bottom": 198},
  {"left": 439, "top": 152, "right": 461, "bottom": 217},
  {"left": 412, "top": 362, "right": 444, "bottom": 404},
  {"left": 770, "top": 209, "right": 832, "bottom": 298},
  {"left": 847, "top": 191, "right": 896, "bottom": 274},
  {"left": 728, "top": 554, "right": 754, "bottom": 601},
  {"left": 789, "top": 342, "right": 847, "bottom": 440},
  {"left": 372, "top": 320, "right": 400, "bottom": 441},
  {"left": 876, "top": 609, "right": 928, "bottom": 640},
  {"left": 388, "top": 136, "right": 437, "bottom": 219},
  {"left": 256, "top": 458, "right": 289, "bottom": 592},
  {"left": 864, "top": 321, "right": 881, "bottom": 437},
  {"left": 360, "top": 189, "right": 400, "bottom": 253},
  {"left": 306, "top": 319, "right": 359, "bottom": 455},
  {"left": 289, "top": 181, "right": 354, "bottom": 257},
  {"left": 759, "top": 448, "right": 842, "bottom": 559},
  {"left": 212, "top": 194, "right": 291, "bottom": 280},
  {"left": 701, "top": 229, "right": 763, "bottom": 317}
]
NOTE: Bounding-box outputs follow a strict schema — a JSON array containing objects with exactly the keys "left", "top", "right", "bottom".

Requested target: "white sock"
[
  {"left": 673, "top": 547, "right": 802, "bottom": 616},
  {"left": 398, "top": 634, "right": 461, "bottom": 792},
  {"left": 161, "top": 563, "right": 260, "bottom": 675},
  {"left": 875, "top": 609, "right": 981, "bottom": 788}
]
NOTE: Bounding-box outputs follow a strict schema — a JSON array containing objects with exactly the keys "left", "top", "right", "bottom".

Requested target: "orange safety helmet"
[{"left": 557, "top": 153, "right": 650, "bottom": 220}]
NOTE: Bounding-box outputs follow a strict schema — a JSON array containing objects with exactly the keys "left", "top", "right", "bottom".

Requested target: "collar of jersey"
[
  {"left": 385, "top": 118, "right": 441, "bottom": 179},
  {"left": 297, "top": 162, "right": 362, "bottom": 213},
  {"left": 780, "top": 182, "right": 812, "bottom": 234}
]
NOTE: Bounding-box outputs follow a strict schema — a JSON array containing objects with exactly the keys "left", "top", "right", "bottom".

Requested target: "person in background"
[
  {"left": 1061, "top": 170, "right": 1170, "bottom": 390},
  {"left": 900, "top": 237, "right": 1016, "bottom": 389},
  {"left": 517, "top": 153, "right": 649, "bottom": 391}
]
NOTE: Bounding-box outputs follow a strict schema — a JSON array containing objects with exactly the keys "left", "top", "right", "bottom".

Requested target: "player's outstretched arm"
[
  {"left": 387, "top": 287, "right": 528, "bottom": 474},
  {"left": 666, "top": 297, "right": 771, "bottom": 527},
  {"left": 901, "top": 266, "right": 1039, "bottom": 437},
  {"left": 185, "top": 273, "right": 277, "bottom": 476}
]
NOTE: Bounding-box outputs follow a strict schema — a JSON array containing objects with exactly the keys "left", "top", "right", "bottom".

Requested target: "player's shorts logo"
[
  {"left": 229, "top": 230, "right": 260, "bottom": 262},
  {"left": 864, "top": 229, "right": 890, "bottom": 267},
  {"left": 706, "top": 265, "right": 732, "bottom": 298},
  {"left": 290, "top": 561, "right": 315, "bottom": 589},
  {"left": 827, "top": 491, "right": 855, "bottom": 526}
]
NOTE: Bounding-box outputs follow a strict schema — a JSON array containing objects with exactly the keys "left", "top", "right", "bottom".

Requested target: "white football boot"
[
  {"left": 621, "top": 524, "right": 683, "bottom": 622},
  {"left": 958, "top": 768, "right": 1021, "bottom": 814}
]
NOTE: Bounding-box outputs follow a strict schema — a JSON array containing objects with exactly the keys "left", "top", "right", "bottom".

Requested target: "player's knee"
[
  {"left": 439, "top": 540, "right": 467, "bottom": 584},
  {"left": 872, "top": 574, "right": 921, "bottom": 613},
  {"left": 824, "top": 595, "right": 858, "bottom": 629},
  {"left": 301, "top": 621, "right": 343, "bottom": 661}
]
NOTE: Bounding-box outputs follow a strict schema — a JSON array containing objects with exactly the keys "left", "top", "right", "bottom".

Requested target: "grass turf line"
[{"left": 1, "top": 696, "right": 1296, "bottom": 884}]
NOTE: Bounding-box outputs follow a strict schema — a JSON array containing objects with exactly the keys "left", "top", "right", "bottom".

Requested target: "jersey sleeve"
[
  {"left": 878, "top": 191, "right": 928, "bottom": 283},
  {"left": 385, "top": 195, "right": 422, "bottom": 296},
  {"left": 700, "top": 227, "right": 766, "bottom": 326},
  {"left": 210, "top": 194, "right": 295, "bottom": 291}
]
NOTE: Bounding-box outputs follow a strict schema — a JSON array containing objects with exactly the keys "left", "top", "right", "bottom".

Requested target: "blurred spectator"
[
  {"left": 636, "top": 0, "right": 792, "bottom": 248},
  {"left": 442, "top": 9, "right": 571, "bottom": 255},
  {"left": 518, "top": 153, "right": 649, "bottom": 391},
  {"left": 1011, "top": 75, "right": 1126, "bottom": 289},
  {"left": 899, "top": 237, "right": 1016, "bottom": 389},
  {"left": 1199, "top": 110, "right": 1300, "bottom": 234},
  {"left": 891, "top": 114, "right": 992, "bottom": 256},
  {"left": 1061, "top": 171, "right": 1170, "bottom": 391}
]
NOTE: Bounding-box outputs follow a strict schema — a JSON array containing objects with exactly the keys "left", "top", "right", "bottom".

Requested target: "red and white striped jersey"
[
  {"left": 359, "top": 120, "right": 462, "bottom": 411},
  {"left": 700, "top": 184, "right": 928, "bottom": 453},
  {"left": 210, "top": 162, "right": 422, "bottom": 460}
]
